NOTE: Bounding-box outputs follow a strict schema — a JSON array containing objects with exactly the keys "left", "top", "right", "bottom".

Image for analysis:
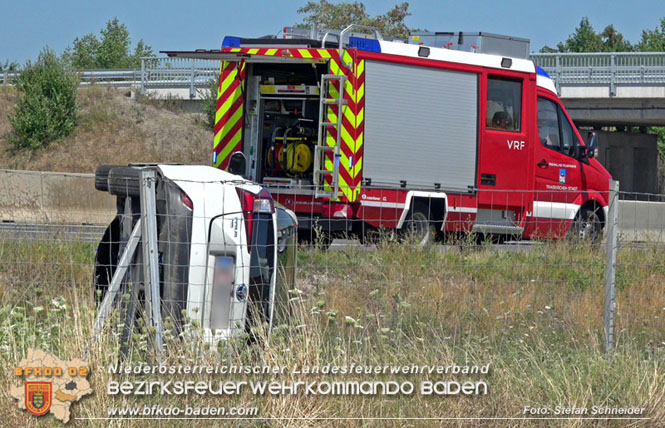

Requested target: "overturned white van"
[{"left": 92, "top": 164, "right": 296, "bottom": 352}]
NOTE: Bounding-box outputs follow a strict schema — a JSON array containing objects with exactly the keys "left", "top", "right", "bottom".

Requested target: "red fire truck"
[{"left": 165, "top": 26, "right": 611, "bottom": 242}]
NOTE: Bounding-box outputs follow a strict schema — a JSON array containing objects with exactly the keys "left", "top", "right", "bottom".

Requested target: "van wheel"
[
  {"left": 401, "top": 206, "right": 437, "bottom": 245},
  {"left": 108, "top": 167, "right": 142, "bottom": 197},
  {"left": 569, "top": 207, "right": 602, "bottom": 243},
  {"left": 95, "top": 165, "right": 121, "bottom": 192}
]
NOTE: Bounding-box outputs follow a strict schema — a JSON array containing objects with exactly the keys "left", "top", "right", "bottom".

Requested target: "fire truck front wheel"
[
  {"left": 569, "top": 206, "right": 602, "bottom": 244},
  {"left": 401, "top": 206, "right": 437, "bottom": 245}
]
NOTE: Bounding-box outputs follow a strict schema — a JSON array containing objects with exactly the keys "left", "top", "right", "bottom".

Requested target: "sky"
[{"left": 1, "top": 0, "right": 664, "bottom": 64}]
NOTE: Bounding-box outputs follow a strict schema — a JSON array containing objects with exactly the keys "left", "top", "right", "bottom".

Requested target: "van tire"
[
  {"left": 108, "top": 167, "right": 142, "bottom": 197},
  {"left": 95, "top": 165, "right": 121, "bottom": 192}
]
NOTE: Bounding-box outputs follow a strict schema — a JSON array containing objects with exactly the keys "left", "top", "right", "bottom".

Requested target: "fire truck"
[{"left": 165, "top": 26, "right": 611, "bottom": 243}]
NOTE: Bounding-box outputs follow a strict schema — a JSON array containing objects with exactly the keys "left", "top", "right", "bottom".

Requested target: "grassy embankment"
[{"left": 0, "top": 85, "right": 212, "bottom": 173}]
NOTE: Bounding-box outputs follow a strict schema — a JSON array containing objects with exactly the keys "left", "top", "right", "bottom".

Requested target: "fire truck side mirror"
[{"left": 586, "top": 131, "right": 599, "bottom": 159}]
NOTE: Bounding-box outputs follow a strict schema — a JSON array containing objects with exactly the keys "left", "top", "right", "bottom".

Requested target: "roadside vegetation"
[
  {"left": 0, "top": 238, "right": 663, "bottom": 427},
  {"left": 0, "top": 85, "right": 212, "bottom": 173},
  {"left": 62, "top": 18, "right": 154, "bottom": 70},
  {"left": 8, "top": 48, "right": 78, "bottom": 150}
]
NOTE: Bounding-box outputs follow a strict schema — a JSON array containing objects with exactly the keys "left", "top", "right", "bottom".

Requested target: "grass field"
[{"left": 0, "top": 237, "right": 664, "bottom": 427}]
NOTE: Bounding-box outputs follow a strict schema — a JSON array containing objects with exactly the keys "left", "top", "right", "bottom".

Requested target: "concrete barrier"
[
  {"left": 0, "top": 169, "right": 116, "bottom": 225},
  {"left": 618, "top": 200, "right": 665, "bottom": 242}
]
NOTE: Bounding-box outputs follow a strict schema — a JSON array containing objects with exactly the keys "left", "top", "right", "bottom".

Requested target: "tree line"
[{"left": 542, "top": 17, "right": 665, "bottom": 53}]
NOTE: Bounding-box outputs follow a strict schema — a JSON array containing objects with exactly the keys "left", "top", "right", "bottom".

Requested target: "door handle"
[{"left": 537, "top": 160, "right": 549, "bottom": 168}]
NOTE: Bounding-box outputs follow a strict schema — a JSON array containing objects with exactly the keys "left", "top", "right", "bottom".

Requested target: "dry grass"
[
  {"left": 0, "top": 238, "right": 664, "bottom": 427},
  {"left": 0, "top": 86, "right": 212, "bottom": 173}
]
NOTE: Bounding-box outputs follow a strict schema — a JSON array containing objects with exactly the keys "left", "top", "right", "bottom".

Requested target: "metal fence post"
[
  {"left": 554, "top": 55, "right": 561, "bottom": 95},
  {"left": 190, "top": 59, "right": 196, "bottom": 99},
  {"left": 610, "top": 54, "right": 616, "bottom": 97},
  {"left": 603, "top": 179, "right": 619, "bottom": 354},
  {"left": 140, "top": 58, "right": 146, "bottom": 95},
  {"left": 140, "top": 170, "right": 164, "bottom": 355}
]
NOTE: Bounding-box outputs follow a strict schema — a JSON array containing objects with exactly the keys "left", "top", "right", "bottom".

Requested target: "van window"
[
  {"left": 487, "top": 77, "right": 522, "bottom": 132},
  {"left": 538, "top": 97, "right": 579, "bottom": 156}
]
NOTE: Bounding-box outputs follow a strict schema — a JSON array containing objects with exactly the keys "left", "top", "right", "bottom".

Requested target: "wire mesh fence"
[{"left": 2, "top": 170, "right": 665, "bottom": 423}]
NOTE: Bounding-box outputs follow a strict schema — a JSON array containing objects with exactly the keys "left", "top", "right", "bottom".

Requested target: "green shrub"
[
  {"left": 200, "top": 76, "right": 219, "bottom": 131},
  {"left": 9, "top": 47, "right": 78, "bottom": 149}
]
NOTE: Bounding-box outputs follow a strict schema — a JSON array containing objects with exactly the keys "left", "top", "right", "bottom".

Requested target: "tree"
[
  {"left": 0, "top": 60, "right": 19, "bottom": 72},
  {"left": 97, "top": 18, "right": 132, "bottom": 68},
  {"left": 131, "top": 40, "right": 154, "bottom": 67},
  {"left": 296, "top": 1, "right": 417, "bottom": 40},
  {"left": 600, "top": 25, "right": 632, "bottom": 52},
  {"left": 63, "top": 34, "right": 100, "bottom": 69},
  {"left": 63, "top": 18, "right": 154, "bottom": 69},
  {"left": 9, "top": 48, "right": 78, "bottom": 149},
  {"left": 637, "top": 17, "right": 665, "bottom": 51},
  {"left": 551, "top": 17, "right": 603, "bottom": 52},
  {"left": 541, "top": 18, "right": 632, "bottom": 53},
  {"left": 200, "top": 76, "right": 219, "bottom": 131}
]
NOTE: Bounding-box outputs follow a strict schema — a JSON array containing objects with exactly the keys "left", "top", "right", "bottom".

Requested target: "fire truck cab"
[{"left": 165, "top": 26, "right": 611, "bottom": 242}]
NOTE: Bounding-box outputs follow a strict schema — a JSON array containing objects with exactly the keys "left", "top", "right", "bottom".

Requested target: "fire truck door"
[
  {"left": 478, "top": 75, "right": 530, "bottom": 215},
  {"left": 533, "top": 96, "right": 584, "bottom": 238}
]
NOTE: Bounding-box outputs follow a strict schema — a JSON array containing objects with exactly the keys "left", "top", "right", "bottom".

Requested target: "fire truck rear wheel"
[
  {"left": 401, "top": 207, "right": 437, "bottom": 245},
  {"left": 108, "top": 167, "right": 142, "bottom": 197}
]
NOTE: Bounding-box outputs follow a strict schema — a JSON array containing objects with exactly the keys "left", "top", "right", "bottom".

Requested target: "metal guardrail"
[
  {"left": 1, "top": 58, "right": 220, "bottom": 99},
  {"left": 139, "top": 57, "right": 219, "bottom": 98},
  {"left": 530, "top": 52, "right": 665, "bottom": 96},
  {"left": 3, "top": 53, "right": 665, "bottom": 98},
  {"left": 1, "top": 69, "right": 142, "bottom": 87}
]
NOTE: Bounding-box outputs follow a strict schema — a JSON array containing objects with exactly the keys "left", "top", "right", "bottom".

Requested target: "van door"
[{"left": 532, "top": 96, "right": 584, "bottom": 238}]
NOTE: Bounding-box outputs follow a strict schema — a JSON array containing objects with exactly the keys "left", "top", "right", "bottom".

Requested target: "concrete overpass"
[{"left": 531, "top": 53, "right": 665, "bottom": 127}]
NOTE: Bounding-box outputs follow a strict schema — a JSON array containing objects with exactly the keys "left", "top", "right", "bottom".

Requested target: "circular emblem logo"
[{"left": 235, "top": 284, "right": 248, "bottom": 302}]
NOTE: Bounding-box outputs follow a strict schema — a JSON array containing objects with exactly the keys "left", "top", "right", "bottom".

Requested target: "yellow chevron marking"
[
  {"left": 318, "top": 50, "right": 331, "bottom": 58},
  {"left": 356, "top": 60, "right": 365, "bottom": 77},
  {"left": 215, "top": 97, "right": 243, "bottom": 130},
  {"left": 344, "top": 80, "right": 364, "bottom": 104},
  {"left": 219, "top": 69, "right": 239, "bottom": 96},
  {"left": 229, "top": 48, "right": 241, "bottom": 53},
  {"left": 343, "top": 105, "right": 357, "bottom": 128},
  {"left": 356, "top": 82, "right": 365, "bottom": 103},
  {"left": 352, "top": 154, "right": 362, "bottom": 177},
  {"left": 341, "top": 125, "right": 354, "bottom": 146},
  {"left": 326, "top": 133, "right": 336, "bottom": 145},
  {"left": 329, "top": 59, "right": 341, "bottom": 75},
  {"left": 266, "top": 49, "right": 278, "bottom": 56},
  {"left": 217, "top": 129, "right": 242, "bottom": 163},
  {"left": 215, "top": 88, "right": 243, "bottom": 125},
  {"left": 342, "top": 51, "right": 352, "bottom": 65},
  {"left": 299, "top": 49, "right": 313, "bottom": 59},
  {"left": 247, "top": 49, "right": 259, "bottom": 55},
  {"left": 355, "top": 106, "right": 364, "bottom": 125}
]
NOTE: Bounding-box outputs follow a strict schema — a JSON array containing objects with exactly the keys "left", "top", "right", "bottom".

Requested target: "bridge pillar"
[{"left": 581, "top": 130, "right": 660, "bottom": 197}]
